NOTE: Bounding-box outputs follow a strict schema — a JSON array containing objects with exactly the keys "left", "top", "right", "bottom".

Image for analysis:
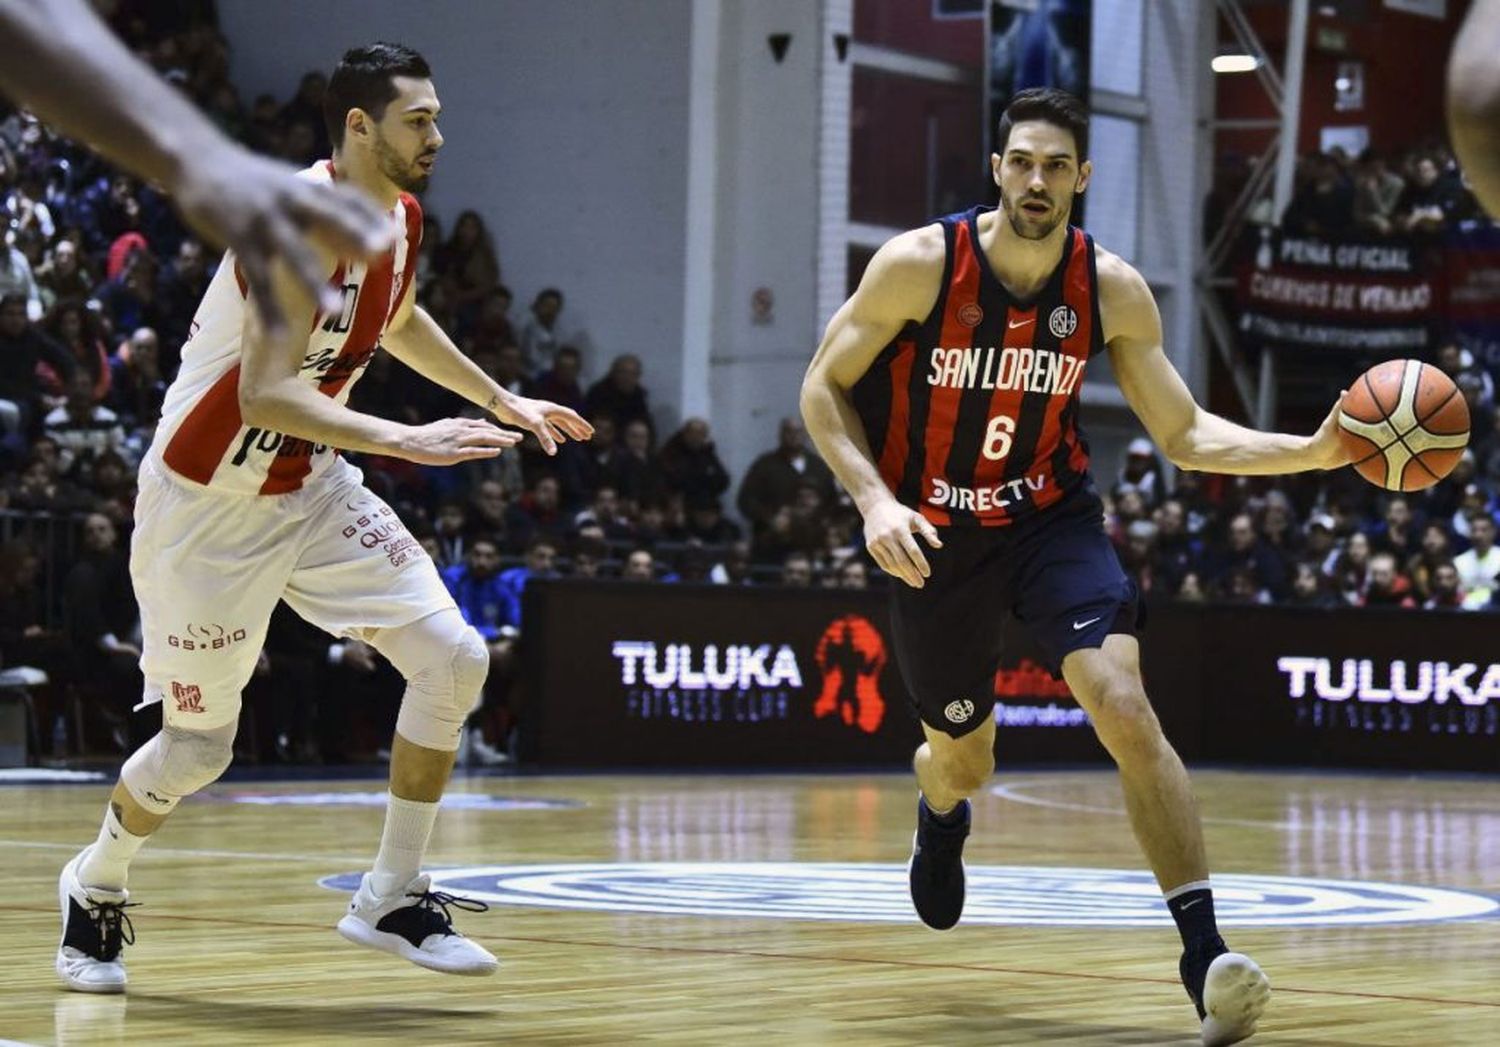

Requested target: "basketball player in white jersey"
[{"left": 55, "top": 43, "right": 591, "bottom": 992}]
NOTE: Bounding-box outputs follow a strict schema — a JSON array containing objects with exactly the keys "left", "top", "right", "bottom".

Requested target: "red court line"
[{"left": 5, "top": 903, "right": 1497, "bottom": 1010}]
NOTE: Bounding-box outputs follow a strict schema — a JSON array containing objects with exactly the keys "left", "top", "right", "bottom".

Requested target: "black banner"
[
  {"left": 520, "top": 582, "right": 1500, "bottom": 772},
  {"left": 519, "top": 580, "right": 1119, "bottom": 769}
]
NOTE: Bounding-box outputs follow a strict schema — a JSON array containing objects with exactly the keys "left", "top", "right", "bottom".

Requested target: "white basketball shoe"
[
  {"left": 336, "top": 872, "right": 498, "bottom": 976},
  {"left": 56, "top": 851, "right": 135, "bottom": 994},
  {"left": 1198, "top": 951, "right": 1271, "bottom": 1046}
]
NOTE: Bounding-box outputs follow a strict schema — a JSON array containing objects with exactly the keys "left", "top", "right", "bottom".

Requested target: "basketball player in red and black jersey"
[
  {"left": 1449, "top": 0, "right": 1500, "bottom": 218},
  {"left": 802, "top": 89, "right": 1352, "bottom": 1045}
]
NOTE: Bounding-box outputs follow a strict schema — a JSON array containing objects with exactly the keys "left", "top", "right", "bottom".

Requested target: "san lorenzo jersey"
[
  {"left": 852, "top": 206, "right": 1103, "bottom": 527},
  {"left": 151, "top": 161, "right": 421, "bottom": 496}
]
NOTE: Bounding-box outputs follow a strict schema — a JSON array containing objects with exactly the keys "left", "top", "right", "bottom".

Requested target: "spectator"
[
  {"left": 1176, "top": 571, "right": 1206, "bottom": 602},
  {"left": 1286, "top": 561, "right": 1339, "bottom": 609},
  {"left": 1330, "top": 531, "right": 1372, "bottom": 604},
  {"left": 781, "top": 551, "right": 814, "bottom": 588},
  {"left": 1406, "top": 522, "right": 1456, "bottom": 600},
  {"left": 737, "top": 417, "right": 836, "bottom": 534},
  {"left": 1153, "top": 498, "right": 1199, "bottom": 592},
  {"left": 674, "top": 541, "right": 713, "bottom": 584},
  {"left": 1370, "top": 495, "right": 1419, "bottom": 561},
  {"left": 530, "top": 345, "right": 586, "bottom": 416},
  {"left": 0, "top": 234, "right": 43, "bottom": 320},
  {"left": 497, "top": 536, "right": 559, "bottom": 628},
  {"left": 280, "top": 71, "right": 331, "bottom": 156},
  {"left": 1114, "top": 437, "right": 1166, "bottom": 508},
  {"left": 466, "top": 479, "right": 514, "bottom": 549},
  {"left": 1454, "top": 513, "right": 1500, "bottom": 605},
  {"left": 44, "top": 371, "right": 128, "bottom": 476},
  {"left": 436, "top": 209, "right": 500, "bottom": 320},
  {"left": 622, "top": 547, "right": 656, "bottom": 581},
  {"left": 1303, "top": 511, "right": 1339, "bottom": 573},
  {"left": 489, "top": 342, "right": 527, "bottom": 397},
  {"left": 556, "top": 411, "right": 617, "bottom": 505},
  {"left": 93, "top": 247, "right": 165, "bottom": 335},
  {"left": 43, "top": 301, "right": 111, "bottom": 403},
  {"left": 1202, "top": 512, "right": 1286, "bottom": 601},
  {"left": 608, "top": 417, "right": 664, "bottom": 507},
  {"left": 431, "top": 497, "right": 470, "bottom": 568},
  {"left": 156, "top": 238, "right": 212, "bottom": 348},
  {"left": 441, "top": 535, "right": 517, "bottom": 642},
  {"left": 519, "top": 287, "right": 569, "bottom": 373},
  {"left": 570, "top": 535, "right": 608, "bottom": 579},
  {"left": 585, "top": 353, "right": 651, "bottom": 434},
  {"left": 572, "top": 484, "right": 634, "bottom": 542},
  {"left": 1397, "top": 155, "right": 1455, "bottom": 234},
  {"left": 1282, "top": 153, "right": 1354, "bottom": 236},
  {"left": 684, "top": 494, "right": 741, "bottom": 544},
  {"left": 469, "top": 285, "right": 515, "bottom": 352},
  {"left": 0, "top": 538, "right": 61, "bottom": 676},
  {"left": 509, "top": 474, "right": 568, "bottom": 548},
  {"left": 1352, "top": 151, "right": 1407, "bottom": 235},
  {"left": 7, "top": 438, "right": 89, "bottom": 512},
  {"left": 658, "top": 417, "right": 730, "bottom": 502},
  {"left": 34, "top": 237, "right": 93, "bottom": 310},
  {"left": 836, "top": 558, "right": 869, "bottom": 590},
  {"left": 1360, "top": 552, "right": 1416, "bottom": 608},
  {"left": 1121, "top": 519, "right": 1163, "bottom": 600},
  {"left": 1426, "top": 562, "right": 1465, "bottom": 610},
  {"left": 62, "top": 512, "right": 141, "bottom": 739},
  {"left": 106, "top": 326, "right": 166, "bottom": 427},
  {"left": 710, "top": 540, "right": 753, "bottom": 585}
]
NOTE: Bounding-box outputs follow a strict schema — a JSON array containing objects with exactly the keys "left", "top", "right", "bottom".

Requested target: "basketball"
[{"left": 1336, "top": 359, "right": 1470, "bottom": 491}]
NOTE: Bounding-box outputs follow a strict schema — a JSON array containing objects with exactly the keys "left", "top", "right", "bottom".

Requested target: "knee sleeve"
[
  {"left": 120, "top": 721, "right": 237, "bottom": 814},
  {"left": 376, "top": 610, "right": 490, "bottom": 752}
]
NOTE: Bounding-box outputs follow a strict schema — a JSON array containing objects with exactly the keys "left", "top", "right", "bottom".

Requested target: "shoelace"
[
  {"left": 405, "top": 889, "right": 489, "bottom": 935},
  {"left": 86, "top": 900, "right": 138, "bottom": 960}
]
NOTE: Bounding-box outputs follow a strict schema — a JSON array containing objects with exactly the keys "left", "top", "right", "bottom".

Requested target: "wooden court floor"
[{"left": 4, "top": 768, "right": 1500, "bottom": 1045}]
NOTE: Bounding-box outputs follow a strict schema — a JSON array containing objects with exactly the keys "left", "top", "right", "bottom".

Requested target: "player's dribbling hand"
[
  {"left": 863, "top": 499, "right": 943, "bottom": 588},
  {"left": 488, "top": 396, "right": 594, "bottom": 455},
  {"left": 1308, "top": 388, "right": 1355, "bottom": 470},
  {"left": 399, "top": 418, "right": 520, "bottom": 465},
  {"left": 171, "top": 144, "right": 396, "bottom": 340}
]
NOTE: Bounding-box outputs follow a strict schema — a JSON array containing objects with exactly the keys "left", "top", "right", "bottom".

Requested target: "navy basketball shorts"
[{"left": 888, "top": 489, "right": 1143, "bottom": 738}]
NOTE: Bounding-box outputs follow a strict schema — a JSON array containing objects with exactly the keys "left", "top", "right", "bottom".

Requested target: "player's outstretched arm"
[
  {"left": 1101, "top": 251, "right": 1350, "bottom": 475},
  {"left": 238, "top": 256, "right": 517, "bottom": 466},
  {"left": 1448, "top": 0, "right": 1500, "bottom": 218},
  {"left": 0, "top": 0, "right": 394, "bottom": 337},
  {"left": 801, "top": 228, "right": 945, "bottom": 588},
  {"left": 382, "top": 299, "right": 593, "bottom": 455}
]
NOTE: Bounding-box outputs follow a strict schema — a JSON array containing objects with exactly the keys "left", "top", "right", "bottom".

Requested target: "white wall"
[
  {"left": 219, "top": 0, "right": 692, "bottom": 406},
  {"left": 698, "top": 0, "right": 825, "bottom": 488}
]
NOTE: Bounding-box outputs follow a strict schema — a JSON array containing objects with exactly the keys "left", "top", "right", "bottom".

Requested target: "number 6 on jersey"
[{"left": 983, "top": 413, "right": 1015, "bottom": 460}]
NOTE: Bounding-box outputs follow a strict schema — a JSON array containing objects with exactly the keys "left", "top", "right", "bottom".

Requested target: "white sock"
[
  {"left": 370, "top": 793, "right": 440, "bottom": 898},
  {"left": 76, "top": 806, "right": 148, "bottom": 891}
]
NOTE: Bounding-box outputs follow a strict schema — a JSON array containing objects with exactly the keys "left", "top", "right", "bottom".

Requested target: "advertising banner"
[
  {"left": 1236, "top": 232, "right": 1439, "bottom": 352},
  {"left": 519, "top": 581, "right": 1116, "bottom": 769},
  {"left": 521, "top": 584, "right": 1500, "bottom": 772},
  {"left": 1445, "top": 223, "right": 1500, "bottom": 373}
]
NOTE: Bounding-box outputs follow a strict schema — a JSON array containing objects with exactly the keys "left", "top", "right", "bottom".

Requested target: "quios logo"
[{"left": 319, "top": 863, "right": 1500, "bottom": 928}]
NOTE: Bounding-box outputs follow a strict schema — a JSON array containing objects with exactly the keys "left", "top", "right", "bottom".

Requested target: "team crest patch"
[
  {"left": 317, "top": 863, "right": 1500, "bottom": 928},
  {"left": 171, "top": 681, "right": 205, "bottom": 714},
  {"left": 956, "top": 302, "right": 984, "bottom": 327},
  {"left": 1048, "top": 304, "right": 1078, "bottom": 338},
  {"left": 944, "top": 699, "right": 975, "bottom": 724}
]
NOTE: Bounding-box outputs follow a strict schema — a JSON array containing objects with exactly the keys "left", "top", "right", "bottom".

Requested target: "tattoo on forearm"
[{"left": 485, "top": 393, "right": 500, "bottom": 413}]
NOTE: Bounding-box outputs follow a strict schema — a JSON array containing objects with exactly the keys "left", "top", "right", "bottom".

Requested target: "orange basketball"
[{"left": 1336, "top": 359, "right": 1470, "bottom": 491}]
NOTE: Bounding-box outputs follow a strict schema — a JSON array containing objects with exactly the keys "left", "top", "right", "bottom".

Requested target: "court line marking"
[
  {"left": 1, "top": 839, "right": 373, "bottom": 865},
  {"left": 2, "top": 902, "right": 1497, "bottom": 1011}
]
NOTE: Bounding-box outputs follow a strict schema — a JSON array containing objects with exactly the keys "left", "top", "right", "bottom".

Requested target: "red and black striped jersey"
[{"left": 853, "top": 206, "right": 1103, "bottom": 528}]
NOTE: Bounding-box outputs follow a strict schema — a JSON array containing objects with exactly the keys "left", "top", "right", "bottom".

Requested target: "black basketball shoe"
[
  {"left": 56, "top": 851, "right": 136, "bottom": 993},
  {"left": 907, "top": 796, "right": 971, "bottom": 930},
  {"left": 337, "top": 872, "right": 498, "bottom": 975}
]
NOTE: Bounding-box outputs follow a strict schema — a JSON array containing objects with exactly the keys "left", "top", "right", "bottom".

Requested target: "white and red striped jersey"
[{"left": 151, "top": 161, "right": 421, "bottom": 496}]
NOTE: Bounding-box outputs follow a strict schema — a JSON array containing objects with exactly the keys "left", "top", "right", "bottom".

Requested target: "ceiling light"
[{"left": 1213, "top": 54, "right": 1260, "bottom": 74}]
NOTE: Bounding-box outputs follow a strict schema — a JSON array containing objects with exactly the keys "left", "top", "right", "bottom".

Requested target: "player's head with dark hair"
[
  {"left": 992, "top": 87, "right": 1092, "bottom": 241},
  {"left": 325, "top": 42, "right": 440, "bottom": 192}
]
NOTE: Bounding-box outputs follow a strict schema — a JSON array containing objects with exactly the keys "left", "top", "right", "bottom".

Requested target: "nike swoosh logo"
[
  {"left": 1179, "top": 897, "right": 1203, "bottom": 910},
  {"left": 1008, "top": 318, "right": 1034, "bottom": 329},
  {"left": 1072, "top": 616, "right": 1102, "bottom": 631}
]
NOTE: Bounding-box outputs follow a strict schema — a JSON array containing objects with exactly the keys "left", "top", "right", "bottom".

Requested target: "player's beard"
[
  {"left": 373, "top": 129, "right": 431, "bottom": 193},
  {"left": 1000, "top": 186, "right": 1066, "bottom": 241}
]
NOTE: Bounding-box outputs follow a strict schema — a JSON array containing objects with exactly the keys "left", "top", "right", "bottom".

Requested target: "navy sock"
[
  {"left": 923, "top": 798, "right": 968, "bottom": 827},
  {"left": 1166, "top": 885, "right": 1221, "bottom": 951}
]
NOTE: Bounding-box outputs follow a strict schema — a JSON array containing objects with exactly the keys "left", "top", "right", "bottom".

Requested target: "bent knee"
[{"left": 1087, "top": 684, "right": 1166, "bottom": 764}]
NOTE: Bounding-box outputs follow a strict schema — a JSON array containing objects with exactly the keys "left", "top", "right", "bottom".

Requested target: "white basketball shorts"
[{"left": 130, "top": 455, "right": 455, "bottom": 730}]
